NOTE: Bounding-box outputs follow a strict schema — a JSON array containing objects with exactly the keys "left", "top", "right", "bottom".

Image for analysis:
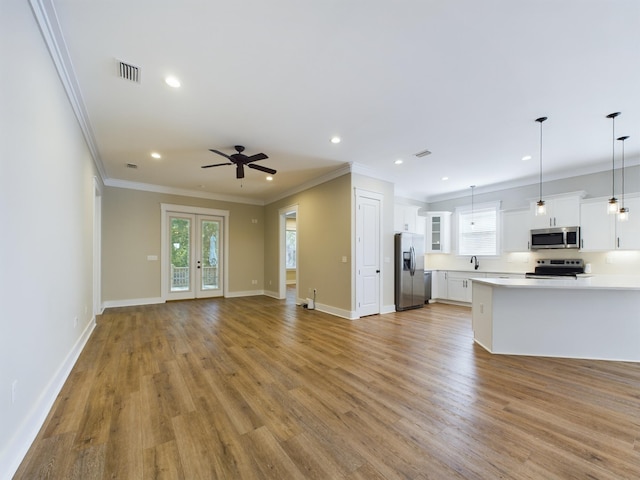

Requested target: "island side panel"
[
  {"left": 491, "top": 287, "right": 640, "bottom": 362},
  {"left": 472, "top": 282, "right": 494, "bottom": 352}
]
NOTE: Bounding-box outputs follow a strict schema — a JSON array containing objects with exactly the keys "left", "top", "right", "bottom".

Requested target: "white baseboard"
[
  {"left": 225, "top": 289, "right": 264, "bottom": 298},
  {"left": 297, "top": 298, "right": 357, "bottom": 320},
  {"left": 381, "top": 304, "right": 396, "bottom": 314},
  {"left": 102, "top": 297, "right": 164, "bottom": 309},
  {"left": 1, "top": 317, "right": 96, "bottom": 480},
  {"left": 263, "top": 290, "right": 281, "bottom": 299}
]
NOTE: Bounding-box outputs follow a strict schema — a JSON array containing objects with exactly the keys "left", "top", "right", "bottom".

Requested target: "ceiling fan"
[{"left": 202, "top": 145, "right": 276, "bottom": 179}]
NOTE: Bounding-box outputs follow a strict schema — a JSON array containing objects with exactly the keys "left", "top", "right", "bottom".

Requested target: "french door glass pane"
[
  {"left": 171, "top": 217, "right": 190, "bottom": 292},
  {"left": 201, "top": 219, "right": 220, "bottom": 290}
]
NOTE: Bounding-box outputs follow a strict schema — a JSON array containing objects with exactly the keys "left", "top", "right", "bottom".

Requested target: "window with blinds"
[{"left": 457, "top": 203, "right": 499, "bottom": 256}]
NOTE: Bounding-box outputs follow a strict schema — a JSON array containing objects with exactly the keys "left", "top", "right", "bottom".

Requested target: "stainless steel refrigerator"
[{"left": 395, "top": 232, "right": 425, "bottom": 311}]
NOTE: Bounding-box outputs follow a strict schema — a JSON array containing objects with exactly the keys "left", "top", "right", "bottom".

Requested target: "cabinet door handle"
[{"left": 617, "top": 237, "right": 620, "bottom": 248}]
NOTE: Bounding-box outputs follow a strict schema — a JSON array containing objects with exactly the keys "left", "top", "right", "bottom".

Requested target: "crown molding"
[
  {"left": 29, "top": 0, "right": 107, "bottom": 181},
  {"left": 104, "top": 178, "right": 265, "bottom": 205},
  {"left": 264, "top": 163, "right": 353, "bottom": 204}
]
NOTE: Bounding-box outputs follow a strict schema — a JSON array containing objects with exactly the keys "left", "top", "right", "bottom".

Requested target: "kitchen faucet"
[{"left": 470, "top": 255, "right": 479, "bottom": 270}]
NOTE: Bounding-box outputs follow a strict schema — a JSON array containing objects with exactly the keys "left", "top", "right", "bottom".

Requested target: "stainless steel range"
[{"left": 525, "top": 259, "right": 584, "bottom": 279}]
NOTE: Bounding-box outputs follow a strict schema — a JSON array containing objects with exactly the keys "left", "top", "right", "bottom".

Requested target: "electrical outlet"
[
  {"left": 74, "top": 316, "right": 78, "bottom": 327},
  {"left": 251, "top": 280, "right": 257, "bottom": 285},
  {"left": 11, "top": 380, "right": 17, "bottom": 404},
  {"left": 313, "top": 288, "right": 317, "bottom": 295}
]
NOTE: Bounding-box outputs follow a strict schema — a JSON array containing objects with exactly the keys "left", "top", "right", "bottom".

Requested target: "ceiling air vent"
[
  {"left": 414, "top": 149, "right": 432, "bottom": 158},
  {"left": 117, "top": 60, "right": 140, "bottom": 83}
]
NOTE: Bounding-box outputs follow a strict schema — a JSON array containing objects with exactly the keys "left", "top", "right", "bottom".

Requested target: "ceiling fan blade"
[
  {"left": 245, "top": 153, "right": 268, "bottom": 163},
  {"left": 201, "top": 162, "right": 232, "bottom": 169},
  {"left": 236, "top": 163, "right": 245, "bottom": 179},
  {"left": 248, "top": 163, "right": 276, "bottom": 175},
  {"left": 209, "top": 149, "right": 232, "bottom": 160}
]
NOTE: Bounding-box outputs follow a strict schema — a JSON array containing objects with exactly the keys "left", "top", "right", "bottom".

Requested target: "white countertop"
[{"left": 475, "top": 275, "right": 640, "bottom": 291}]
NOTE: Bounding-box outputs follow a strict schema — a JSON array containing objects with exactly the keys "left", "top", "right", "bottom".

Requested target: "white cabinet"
[
  {"left": 580, "top": 196, "right": 640, "bottom": 251},
  {"left": 615, "top": 197, "right": 640, "bottom": 250},
  {"left": 447, "top": 274, "right": 470, "bottom": 302},
  {"left": 530, "top": 195, "right": 581, "bottom": 229},
  {"left": 579, "top": 200, "right": 615, "bottom": 251},
  {"left": 394, "top": 204, "right": 424, "bottom": 233},
  {"left": 502, "top": 209, "right": 530, "bottom": 252},
  {"left": 432, "top": 271, "right": 448, "bottom": 299},
  {"left": 445, "top": 272, "right": 485, "bottom": 303},
  {"left": 426, "top": 212, "right": 451, "bottom": 253}
]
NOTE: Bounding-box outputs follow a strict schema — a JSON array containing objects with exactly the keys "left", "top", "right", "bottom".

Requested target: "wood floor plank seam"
[{"left": 13, "top": 294, "right": 640, "bottom": 479}]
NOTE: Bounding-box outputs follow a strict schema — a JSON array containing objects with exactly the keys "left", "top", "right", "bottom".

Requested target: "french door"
[{"left": 166, "top": 213, "right": 224, "bottom": 300}]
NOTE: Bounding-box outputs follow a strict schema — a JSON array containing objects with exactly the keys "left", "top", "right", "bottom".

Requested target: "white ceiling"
[{"left": 48, "top": 0, "right": 640, "bottom": 203}]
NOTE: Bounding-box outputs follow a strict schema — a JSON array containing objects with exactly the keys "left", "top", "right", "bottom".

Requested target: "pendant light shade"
[
  {"left": 617, "top": 135, "right": 630, "bottom": 221},
  {"left": 607, "top": 112, "right": 621, "bottom": 214},
  {"left": 535, "top": 117, "right": 547, "bottom": 216}
]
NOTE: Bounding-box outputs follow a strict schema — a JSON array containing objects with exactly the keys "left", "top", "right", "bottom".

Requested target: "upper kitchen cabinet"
[
  {"left": 580, "top": 195, "right": 640, "bottom": 251},
  {"left": 530, "top": 193, "right": 582, "bottom": 229},
  {"left": 394, "top": 204, "right": 425, "bottom": 234},
  {"left": 580, "top": 199, "right": 615, "bottom": 251},
  {"left": 502, "top": 209, "right": 530, "bottom": 252},
  {"left": 426, "top": 211, "right": 451, "bottom": 253},
  {"left": 615, "top": 196, "right": 640, "bottom": 250}
]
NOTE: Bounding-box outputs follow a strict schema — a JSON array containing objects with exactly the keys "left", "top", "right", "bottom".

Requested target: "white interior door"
[
  {"left": 166, "top": 213, "right": 224, "bottom": 300},
  {"left": 356, "top": 191, "right": 382, "bottom": 317}
]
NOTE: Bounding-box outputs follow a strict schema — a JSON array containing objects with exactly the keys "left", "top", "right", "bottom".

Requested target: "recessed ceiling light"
[
  {"left": 165, "top": 76, "right": 181, "bottom": 88},
  {"left": 522, "top": 155, "right": 532, "bottom": 161},
  {"left": 442, "top": 176, "right": 449, "bottom": 181},
  {"left": 330, "top": 136, "right": 341, "bottom": 144},
  {"left": 266, "top": 176, "right": 273, "bottom": 181},
  {"left": 394, "top": 159, "right": 403, "bottom": 165},
  {"left": 150, "top": 152, "right": 161, "bottom": 159}
]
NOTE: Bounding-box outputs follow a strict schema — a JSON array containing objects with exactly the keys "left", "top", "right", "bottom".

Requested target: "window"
[
  {"left": 285, "top": 229, "right": 296, "bottom": 268},
  {"left": 457, "top": 202, "right": 500, "bottom": 256}
]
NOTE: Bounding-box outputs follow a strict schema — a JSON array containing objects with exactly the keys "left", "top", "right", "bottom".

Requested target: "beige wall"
[
  {"left": 352, "top": 174, "right": 396, "bottom": 309},
  {"left": 102, "top": 187, "right": 264, "bottom": 301},
  {"left": 265, "top": 174, "right": 353, "bottom": 312}
]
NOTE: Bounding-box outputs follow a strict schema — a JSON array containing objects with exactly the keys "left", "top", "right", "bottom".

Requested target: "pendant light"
[
  {"left": 617, "top": 135, "right": 630, "bottom": 221},
  {"left": 535, "top": 117, "right": 547, "bottom": 216},
  {"left": 470, "top": 185, "right": 476, "bottom": 230},
  {"left": 606, "top": 112, "right": 621, "bottom": 214}
]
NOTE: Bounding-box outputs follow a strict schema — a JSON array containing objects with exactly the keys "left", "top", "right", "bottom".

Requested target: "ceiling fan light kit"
[{"left": 202, "top": 145, "right": 276, "bottom": 179}]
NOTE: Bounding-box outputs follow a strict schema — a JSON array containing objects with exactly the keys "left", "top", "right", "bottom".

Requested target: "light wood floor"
[{"left": 15, "top": 293, "right": 640, "bottom": 479}]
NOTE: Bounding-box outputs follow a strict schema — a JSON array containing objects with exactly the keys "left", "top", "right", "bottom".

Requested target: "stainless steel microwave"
[{"left": 530, "top": 226, "right": 580, "bottom": 250}]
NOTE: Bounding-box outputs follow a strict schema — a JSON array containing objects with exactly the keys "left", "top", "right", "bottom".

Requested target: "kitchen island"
[{"left": 472, "top": 276, "right": 640, "bottom": 362}]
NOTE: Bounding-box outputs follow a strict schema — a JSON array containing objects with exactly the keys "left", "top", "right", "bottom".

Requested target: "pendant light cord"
[
  {"left": 535, "top": 117, "right": 547, "bottom": 204},
  {"left": 539, "top": 120, "right": 543, "bottom": 201},
  {"left": 607, "top": 112, "right": 621, "bottom": 202}
]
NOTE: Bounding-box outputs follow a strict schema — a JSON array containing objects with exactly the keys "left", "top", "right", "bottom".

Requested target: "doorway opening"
[{"left": 279, "top": 204, "right": 298, "bottom": 304}]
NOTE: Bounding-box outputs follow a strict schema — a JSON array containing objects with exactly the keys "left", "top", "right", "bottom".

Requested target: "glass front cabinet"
[{"left": 426, "top": 211, "right": 451, "bottom": 253}]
